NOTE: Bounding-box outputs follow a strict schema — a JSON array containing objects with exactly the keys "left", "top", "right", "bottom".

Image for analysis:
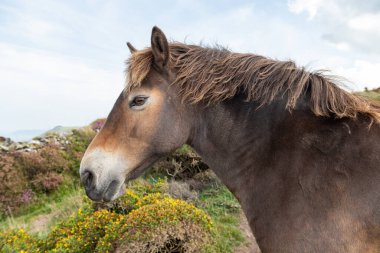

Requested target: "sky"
[{"left": 0, "top": 0, "right": 380, "bottom": 136}]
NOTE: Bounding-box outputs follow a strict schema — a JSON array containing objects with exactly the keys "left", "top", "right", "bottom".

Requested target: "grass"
[
  {"left": 357, "top": 90, "right": 380, "bottom": 101},
  {"left": 175, "top": 144, "right": 194, "bottom": 155},
  {"left": 16, "top": 179, "right": 81, "bottom": 218},
  {"left": 198, "top": 184, "right": 245, "bottom": 253},
  {"left": 0, "top": 182, "right": 85, "bottom": 237}
]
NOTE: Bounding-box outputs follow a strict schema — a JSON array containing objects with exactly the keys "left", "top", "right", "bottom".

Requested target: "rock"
[
  {"left": 0, "top": 145, "right": 9, "bottom": 151},
  {"left": 15, "top": 143, "right": 29, "bottom": 150},
  {"left": 30, "top": 140, "right": 41, "bottom": 146},
  {"left": 0, "top": 137, "right": 13, "bottom": 146},
  {"left": 8, "top": 143, "right": 17, "bottom": 151},
  {"left": 39, "top": 138, "right": 49, "bottom": 144}
]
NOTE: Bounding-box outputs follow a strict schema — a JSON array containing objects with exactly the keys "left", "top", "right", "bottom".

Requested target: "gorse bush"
[
  {"left": 94, "top": 177, "right": 169, "bottom": 213},
  {"left": 97, "top": 197, "right": 212, "bottom": 253},
  {"left": 0, "top": 228, "right": 43, "bottom": 252},
  {"left": 44, "top": 208, "right": 122, "bottom": 252},
  {"left": 0, "top": 142, "right": 243, "bottom": 252},
  {"left": 1, "top": 189, "right": 213, "bottom": 253}
]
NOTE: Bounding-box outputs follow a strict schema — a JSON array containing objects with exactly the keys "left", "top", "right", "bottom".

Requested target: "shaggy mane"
[{"left": 126, "top": 43, "right": 380, "bottom": 122}]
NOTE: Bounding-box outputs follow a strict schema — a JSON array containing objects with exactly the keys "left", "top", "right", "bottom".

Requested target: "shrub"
[
  {"left": 31, "top": 172, "right": 64, "bottom": 193},
  {"left": 96, "top": 197, "right": 213, "bottom": 253},
  {"left": 0, "top": 153, "right": 28, "bottom": 217},
  {"left": 1, "top": 189, "right": 214, "bottom": 253},
  {"left": 16, "top": 145, "right": 69, "bottom": 180},
  {"left": 13, "top": 145, "right": 69, "bottom": 195},
  {"left": 0, "top": 228, "right": 43, "bottom": 252},
  {"left": 64, "top": 127, "right": 96, "bottom": 176},
  {"left": 102, "top": 189, "right": 141, "bottom": 214},
  {"left": 152, "top": 147, "right": 209, "bottom": 180},
  {"left": 19, "top": 188, "right": 34, "bottom": 204},
  {"left": 90, "top": 118, "right": 106, "bottom": 132},
  {"left": 44, "top": 208, "right": 122, "bottom": 252},
  {"left": 121, "top": 177, "right": 168, "bottom": 197},
  {"left": 167, "top": 180, "right": 198, "bottom": 201},
  {"left": 0, "top": 127, "right": 95, "bottom": 216},
  {"left": 66, "top": 128, "right": 96, "bottom": 154},
  {"left": 99, "top": 178, "right": 169, "bottom": 214}
]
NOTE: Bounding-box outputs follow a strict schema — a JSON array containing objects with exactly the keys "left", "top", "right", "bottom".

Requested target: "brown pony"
[{"left": 80, "top": 27, "right": 380, "bottom": 253}]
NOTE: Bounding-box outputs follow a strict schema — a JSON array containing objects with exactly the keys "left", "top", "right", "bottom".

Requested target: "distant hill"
[
  {"left": 2, "top": 125, "right": 80, "bottom": 142},
  {"left": 42, "top": 125, "right": 80, "bottom": 136},
  {"left": 3, "top": 129, "right": 47, "bottom": 142}
]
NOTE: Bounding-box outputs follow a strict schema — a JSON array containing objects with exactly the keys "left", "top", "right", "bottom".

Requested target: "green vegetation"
[
  {"left": 199, "top": 186, "right": 245, "bottom": 253},
  {"left": 0, "top": 123, "right": 246, "bottom": 252},
  {"left": 0, "top": 184, "right": 83, "bottom": 236},
  {"left": 0, "top": 178, "right": 242, "bottom": 252},
  {"left": 357, "top": 87, "right": 380, "bottom": 101},
  {"left": 0, "top": 127, "right": 95, "bottom": 219}
]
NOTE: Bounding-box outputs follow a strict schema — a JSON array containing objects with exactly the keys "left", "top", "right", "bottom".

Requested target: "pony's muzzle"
[
  {"left": 79, "top": 149, "right": 128, "bottom": 202},
  {"left": 80, "top": 169, "right": 125, "bottom": 202},
  {"left": 80, "top": 169, "right": 102, "bottom": 201},
  {"left": 81, "top": 170, "right": 95, "bottom": 191}
]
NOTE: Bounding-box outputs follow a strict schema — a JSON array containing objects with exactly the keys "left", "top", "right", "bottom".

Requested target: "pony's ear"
[
  {"left": 151, "top": 26, "right": 169, "bottom": 71},
  {"left": 126, "top": 42, "right": 137, "bottom": 53}
]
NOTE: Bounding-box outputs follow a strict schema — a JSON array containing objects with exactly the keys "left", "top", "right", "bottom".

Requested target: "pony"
[{"left": 80, "top": 27, "right": 380, "bottom": 252}]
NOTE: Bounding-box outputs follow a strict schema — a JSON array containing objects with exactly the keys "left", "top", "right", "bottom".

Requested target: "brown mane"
[{"left": 127, "top": 43, "right": 380, "bottom": 122}]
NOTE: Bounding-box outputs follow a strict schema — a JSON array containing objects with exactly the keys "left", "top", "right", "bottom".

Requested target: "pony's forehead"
[
  {"left": 125, "top": 48, "right": 153, "bottom": 89},
  {"left": 123, "top": 82, "right": 150, "bottom": 95}
]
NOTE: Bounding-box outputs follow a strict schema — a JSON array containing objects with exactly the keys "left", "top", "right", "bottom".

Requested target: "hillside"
[{"left": 0, "top": 119, "right": 257, "bottom": 252}]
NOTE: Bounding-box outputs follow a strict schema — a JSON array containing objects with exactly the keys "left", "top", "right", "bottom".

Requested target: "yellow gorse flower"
[{"left": 1, "top": 187, "right": 212, "bottom": 253}]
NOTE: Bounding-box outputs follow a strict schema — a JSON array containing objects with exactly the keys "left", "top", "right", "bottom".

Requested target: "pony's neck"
[
  {"left": 186, "top": 91, "right": 380, "bottom": 253},
  {"left": 189, "top": 96, "right": 288, "bottom": 199}
]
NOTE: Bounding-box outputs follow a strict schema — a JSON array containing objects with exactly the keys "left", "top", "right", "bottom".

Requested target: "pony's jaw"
[{"left": 79, "top": 148, "right": 129, "bottom": 202}]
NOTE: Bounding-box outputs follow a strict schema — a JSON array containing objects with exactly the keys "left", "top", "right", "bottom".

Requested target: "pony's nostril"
[{"left": 81, "top": 170, "right": 95, "bottom": 190}]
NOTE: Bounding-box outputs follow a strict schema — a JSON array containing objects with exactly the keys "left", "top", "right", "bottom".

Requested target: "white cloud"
[
  {"left": 348, "top": 13, "right": 380, "bottom": 32},
  {"left": 334, "top": 60, "right": 380, "bottom": 90},
  {"left": 1, "top": 0, "right": 380, "bottom": 134},
  {"left": 287, "top": 0, "right": 380, "bottom": 90},
  {"left": 288, "top": 0, "right": 380, "bottom": 56},
  {"left": 168, "top": 1, "right": 380, "bottom": 91},
  {"left": 0, "top": 42, "right": 123, "bottom": 133},
  {"left": 334, "top": 42, "right": 351, "bottom": 51},
  {"left": 287, "top": 0, "right": 326, "bottom": 19}
]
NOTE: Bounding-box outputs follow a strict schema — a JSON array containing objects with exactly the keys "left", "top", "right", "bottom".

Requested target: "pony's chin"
[
  {"left": 114, "top": 183, "right": 126, "bottom": 199},
  {"left": 103, "top": 182, "right": 126, "bottom": 202}
]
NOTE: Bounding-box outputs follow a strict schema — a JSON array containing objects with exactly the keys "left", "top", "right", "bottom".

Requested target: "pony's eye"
[{"left": 130, "top": 96, "right": 148, "bottom": 108}]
